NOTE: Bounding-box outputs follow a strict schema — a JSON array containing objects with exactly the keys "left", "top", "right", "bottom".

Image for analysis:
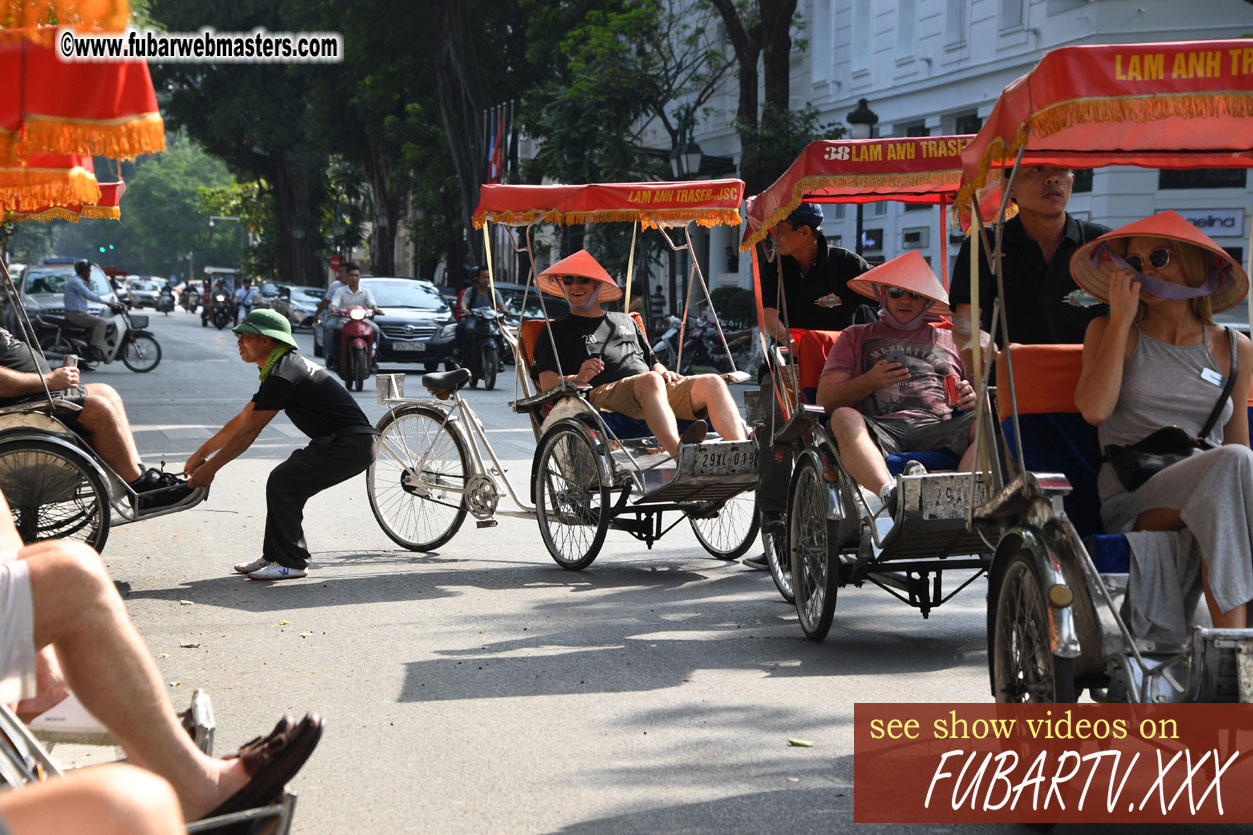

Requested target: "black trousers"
[
  {"left": 755, "top": 370, "right": 793, "bottom": 517},
  {"left": 264, "top": 432, "right": 378, "bottom": 568}
]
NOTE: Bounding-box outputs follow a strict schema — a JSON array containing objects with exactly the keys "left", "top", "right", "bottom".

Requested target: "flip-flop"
[{"left": 202, "top": 713, "right": 323, "bottom": 819}]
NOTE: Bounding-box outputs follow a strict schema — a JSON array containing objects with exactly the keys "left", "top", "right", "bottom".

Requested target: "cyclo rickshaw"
[
  {"left": 366, "top": 179, "right": 762, "bottom": 569},
  {"left": 742, "top": 134, "right": 1003, "bottom": 640},
  {"left": 954, "top": 38, "right": 1253, "bottom": 702}
]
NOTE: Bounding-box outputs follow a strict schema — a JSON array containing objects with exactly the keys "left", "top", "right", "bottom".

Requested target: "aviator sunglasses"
[
  {"left": 1124, "top": 247, "right": 1170, "bottom": 273},
  {"left": 561, "top": 275, "right": 593, "bottom": 286},
  {"left": 884, "top": 287, "right": 925, "bottom": 300}
]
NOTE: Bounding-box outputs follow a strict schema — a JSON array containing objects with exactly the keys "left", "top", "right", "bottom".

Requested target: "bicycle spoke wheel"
[
  {"left": 993, "top": 553, "right": 1077, "bottom": 703},
  {"left": 0, "top": 440, "right": 109, "bottom": 551},
  {"left": 368, "top": 405, "right": 469, "bottom": 551},
  {"left": 121, "top": 334, "right": 161, "bottom": 372},
  {"left": 535, "top": 423, "right": 609, "bottom": 570},
  {"left": 688, "top": 491, "right": 759, "bottom": 559},
  {"left": 790, "top": 458, "right": 837, "bottom": 641}
]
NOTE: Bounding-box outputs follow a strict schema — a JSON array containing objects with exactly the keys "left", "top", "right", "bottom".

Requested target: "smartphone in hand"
[{"left": 884, "top": 349, "right": 909, "bottom": 368}]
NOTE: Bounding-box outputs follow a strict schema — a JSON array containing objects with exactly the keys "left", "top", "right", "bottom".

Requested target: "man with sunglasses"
[
  {"left": 950, "top": 165, "right": 1110, "bottom": 369},
  {"left": 531, "top": 250, "right": 747, "bottom": 458},
  {"left": 816, "top": 253, "right": 977, "bottom": 515}
]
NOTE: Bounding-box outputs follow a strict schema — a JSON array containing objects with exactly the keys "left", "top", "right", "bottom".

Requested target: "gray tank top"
[{"left": 1097, "top": 326, "right": 1233, "bottom": 499}]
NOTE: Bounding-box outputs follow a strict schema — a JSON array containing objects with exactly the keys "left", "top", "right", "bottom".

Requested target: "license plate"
[
  {"left": 689, "top": 443, "right": 759, "bottom": 477},
  {"left": 392, "top": 341, "right": 426, "bottom": 352}
]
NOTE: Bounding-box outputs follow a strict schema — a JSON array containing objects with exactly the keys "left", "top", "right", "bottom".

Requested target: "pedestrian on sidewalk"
[{"left": 184, "top": 310, "right": 378, "bottom": 580}]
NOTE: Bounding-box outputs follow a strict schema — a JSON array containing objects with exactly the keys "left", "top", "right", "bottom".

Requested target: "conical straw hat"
[
  {"left": 537, "top": 249, "right": 623, "bottom": 302},
  {"left": 848, "top": 251, "right": 951, "bottom": 316}
]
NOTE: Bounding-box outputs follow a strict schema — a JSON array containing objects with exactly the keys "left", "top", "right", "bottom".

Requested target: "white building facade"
[{"left": 682, "top": 0, "right": 1251, "bottom": 297}]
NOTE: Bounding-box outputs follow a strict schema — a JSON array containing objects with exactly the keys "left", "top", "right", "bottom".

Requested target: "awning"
[{"left": 473, "top": 179, "right": 745, "bottom": 229}]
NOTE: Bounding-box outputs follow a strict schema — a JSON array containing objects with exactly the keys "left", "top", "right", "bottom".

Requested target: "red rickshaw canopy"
[
  {"left": 957, "top": 39, "right": 1253, "bottom": 211},
  {"left": 0, "top": 39, "right": 164, "bottom": 161},
  {"left": 741, "top": 136, "right": 980, "bottom": 250},
  {"left": 4, "top": 179, "right": 123, "bottom": 222},
  {"left": 473, "top": 179, "right": 745, "bottom": 230},
  {"left": 0, "top": 153, "right": 102, "bottom": 213}
]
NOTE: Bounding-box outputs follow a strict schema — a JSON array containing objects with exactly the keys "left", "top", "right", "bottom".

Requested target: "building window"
[
  {"left": 851, "top": 0, "right": 870, "bottom": 74},
  {"left": 999, "top": 0, "right": 1024, "bottom": 30},
  {"left": 945, "top": 0, "right": 967, "bottom": 48},
  {"left": 833, "top": 204, "right": 846, "bottom": 221},
  {"left": 1159, "top": 169, "right": 1248, "bottom": 190},
  {"left": 955, "top": 112, "right": 982, "bottom": 135},
  {"left": 870, "top": 201, "right": 888, "bottom": 218},
  {"left": 1072, "top": 169, "right": 1093, "bottom": 193},
  {"left": 897, "top": 0, "right": 917, "bottom": 57},
  {"left": 903, "top": 122, "right": 930, "bottom": 137}
]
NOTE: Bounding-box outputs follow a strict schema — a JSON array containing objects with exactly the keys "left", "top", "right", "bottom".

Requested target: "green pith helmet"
[{"left": 232, "top": 309, "right": 298, "bottom": 349}]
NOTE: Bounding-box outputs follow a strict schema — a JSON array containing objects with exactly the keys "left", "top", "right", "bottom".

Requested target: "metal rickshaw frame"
[
  {"left": 741, "top": 134, "right": 1005, "bottom": 639},
  {"left": 366, "top": 178, "right": 764, "bottom": 570},
  {"left": 953, "top": 37, "right": 1253, "bottom": 703}
]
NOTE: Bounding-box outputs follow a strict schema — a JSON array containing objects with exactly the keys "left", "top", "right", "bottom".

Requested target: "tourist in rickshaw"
[
  {"left": 530, "top": 249, "right": 747, "bottom": 457},
  {"left": 949, "top": 165, "right": 1110, "bottom": 367},
  {"left": 815, "top": 251, "right": 977, "bottom": 514},
  {"left": 1072, "top": 211, "right": 1253, "bottom": 630},
  {"left": 752, "top": 202, "right": 873, "bottom": 565}
]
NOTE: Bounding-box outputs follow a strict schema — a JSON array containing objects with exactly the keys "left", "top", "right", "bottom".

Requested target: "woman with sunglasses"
[
  {"left": 530, "top": 249, "right": 747, "bottom": 457},
  {"left": 816, "top": 252, "right": 978, "bottom": 515},
  {"left": 1073, "top": 211, "right": 1253, "bottom": 631}
]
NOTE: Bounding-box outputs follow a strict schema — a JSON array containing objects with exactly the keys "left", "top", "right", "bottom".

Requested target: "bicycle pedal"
[{"left": 476, "top": 519, "right": 498, "bottom": 528}]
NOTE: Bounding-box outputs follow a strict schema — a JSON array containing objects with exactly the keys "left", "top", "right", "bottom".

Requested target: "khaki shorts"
[
  {"left": 0, "top": 553, "right": 36, "bottom": 703},
  {"left": 588, "top": 373, "right": 705, "bottom": 421}
]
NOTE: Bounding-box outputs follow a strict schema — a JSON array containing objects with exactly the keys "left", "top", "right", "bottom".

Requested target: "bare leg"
[
  {"left": 633, "top": 372, "right": 681, "bottom": 455},
  {"left": 829, "top": 408, "right": 891, "bottom": 494},
  {"left": 0, "top": 763, "right": 183, "bottom": 835},
  {"left": 686, "top": 375, "right": 747, "bottom": 442},
  {"left": 22, "top": 540, "right": 248, "bottom": 819},
  {"left": 86, "top": 383, "right": 139, "bottom": 452},
  {"left": 74, "top": 391, "right": 143, "bottom": 482}
]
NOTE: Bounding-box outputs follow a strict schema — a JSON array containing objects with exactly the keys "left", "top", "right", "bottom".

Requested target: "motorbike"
[
  {"left": 202, "top": 291, "right": 232, "bottom": 330},
  {"left": 333, "top": 306, "right": 379, "bottom": 392},
  {"left": 679, "top": 314, "right": 733, "bottom": 375},
  {"left": 650, "top": 314, "right": 683, "bottom": 370},
  {"left": 36, "top": 307, "right": 162, "bottom": 373},
  {"left": 180, "top": 285, "right": 200, "bottom": 314},
  {"left": 156, "top": 285, "right": 175, "bottom": 315},
  {"left": 466, "top": 307, "right": 504, "bottom": 390}
]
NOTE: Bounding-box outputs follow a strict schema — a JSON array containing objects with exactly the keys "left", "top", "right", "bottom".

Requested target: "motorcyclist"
[
  {"left": 202, "top": 278, "right": 228, "bottom": 325},
  {"left": 325, "top": 263, "right": 382, "bottom": 370},
  {"left": 63, "top": 259, "right": 124, "bottom": 363},
  {"left": 234, "top": 279, "right": 258, "bottom": 325},
  {"left": 457, "top": 266, "right": 505, "bottom": 368}
]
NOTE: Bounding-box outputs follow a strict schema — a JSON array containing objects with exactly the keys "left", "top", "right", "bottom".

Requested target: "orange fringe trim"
[
  {"left": 0, "top": 167, "right": 99, "bottom": 212},
  {"left": 0, "top": 115, "right": 165, "bottom": 162},
  {"left": 0, "top": 0, "right": 130, "bottom": 34},
  {"left": 474, "top": 207, "right": 742, "bottom": 231},
  {"left": 956, "top": 91, "right": 1253, "bottom": 210},
  {"left": 3, "top": 204, "right": 120, "bottom": 222},
  {"left": 740, "top": 170, "right": 961, "bottom": 250}
]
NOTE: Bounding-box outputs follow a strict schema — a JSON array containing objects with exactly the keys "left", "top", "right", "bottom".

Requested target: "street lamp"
[{"left": 846, "top": 98, "right": 880, "bottom": 256}]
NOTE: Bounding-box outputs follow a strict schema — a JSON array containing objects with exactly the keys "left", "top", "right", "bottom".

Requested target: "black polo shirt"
[
  {"left": 759, "top": 232, "right": 874, "bottom": 331},
  {"left": 949, "top": 213, "right": 1111, "bottom": 345},
  {"left": 251, "top": 351, "right": 371, "bottom": 439}
]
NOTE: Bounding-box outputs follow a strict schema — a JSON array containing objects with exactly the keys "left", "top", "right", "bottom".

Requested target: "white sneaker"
[
  {"left": 234, "top": 557, "right": 269, "bottom": 574},
  {"left": 247, "top": 563, "right": 308, "bottom": 581}
]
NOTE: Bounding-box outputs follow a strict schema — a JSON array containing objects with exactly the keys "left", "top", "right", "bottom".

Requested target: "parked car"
[
  {"left": 124, "top": 277, "right": 161, "bottom": 309},
  {"left": 314, "top": 277, "right": 457, "bottom": 371},
  {"left": 495, "top": 282, "right": 569, "bottom": 322},
  {"left": 272, "top": 285, "right": 324, "bottom": 329},
  {"left": 257, "top": 281, "right": 290, "bottom": 310},
  {"left": 10, "top": 259, "right": 121, "bottom": 331}
]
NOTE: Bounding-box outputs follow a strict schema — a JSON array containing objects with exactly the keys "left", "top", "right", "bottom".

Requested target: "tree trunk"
[
  {"left": 432, "top": 0, "right": 485, "bottom": 268},
  {"left": 364, "top": 144, "right": 398, "bottom": 276},
  {"left": 760, "top": 0, "right": 796, "bottom": 111},
  {"left": 271, "top": 155, "right": 322, "bottom": 287},
  {"left": 708, "top": 0, "right": 761, "bottom": 131}
]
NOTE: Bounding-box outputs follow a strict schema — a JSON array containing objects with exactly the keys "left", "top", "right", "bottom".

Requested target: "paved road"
[{"left": 73, "top": 308, "right": 1110, "bottom": 834}]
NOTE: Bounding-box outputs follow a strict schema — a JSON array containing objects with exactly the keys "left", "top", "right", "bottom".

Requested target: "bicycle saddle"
[{"left": 422, "top": 368, "right": 471, "bottom": 394}]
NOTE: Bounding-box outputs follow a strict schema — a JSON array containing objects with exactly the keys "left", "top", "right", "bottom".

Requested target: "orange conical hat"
[
  {"left": 848, "top": 251, "right": 951, "bottom": 315},
  {"left": 1070, "top": 211, "right": 1249, "bottom": 313},
  {"left": 537, "top": 249, "right": 623, "bottom": 302}
]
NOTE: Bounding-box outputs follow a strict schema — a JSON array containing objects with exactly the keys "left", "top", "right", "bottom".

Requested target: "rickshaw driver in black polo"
[
  {"left": 184, "top": 310, "right": 378, "bottom": 581},
  {"left": 749, "top": 202, "right": 873, "bottom": 569},
  {"left": 949, "top": 164, "right": 1111, "bottom": 369}
]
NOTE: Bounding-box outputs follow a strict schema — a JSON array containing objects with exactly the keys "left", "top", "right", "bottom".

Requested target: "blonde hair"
[{"left": 1116, "top": 236, "right": 1215, "bottom": 325}]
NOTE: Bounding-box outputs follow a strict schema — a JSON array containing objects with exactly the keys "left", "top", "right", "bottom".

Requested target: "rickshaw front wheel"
[
  {"left": 789, "top": 458, "right": 838, "bottom": 641},
  {"left": 764, "top": 527, "right": 793, "bottom": 603},
  {"left": 993, "top": 553, "right": 1078, "bottom": 703},
  {"left": 535, "top": 423, "right": 610, "bottom": 570},
  {"left": 688, "top": 491, "right": 759, "bottom": 560},
  {"left": 0, "top": 439, "right": 110, "bottom": 552}
]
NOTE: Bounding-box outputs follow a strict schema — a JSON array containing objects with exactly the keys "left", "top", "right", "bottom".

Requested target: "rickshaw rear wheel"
[
  {"left": 367, "top": 405, "right": 468, "bottom": 551},
  {"left": 790, "top": 458, "right": 837, "bottom": 641},
  {"left": 993, "top": 553, "right": 1077, "bottom": 703},
  {"left": 0, "top": 439, "right": 110, "bottom": 552},
  {"left": 765, "top": 527, "right": 793, "bottom": 603},
  {"left": 535, "top": 423, "right": 610, "bottom": 570},
  {"left": 688, "top": 491, "right": 759, "bottom": 560}
]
